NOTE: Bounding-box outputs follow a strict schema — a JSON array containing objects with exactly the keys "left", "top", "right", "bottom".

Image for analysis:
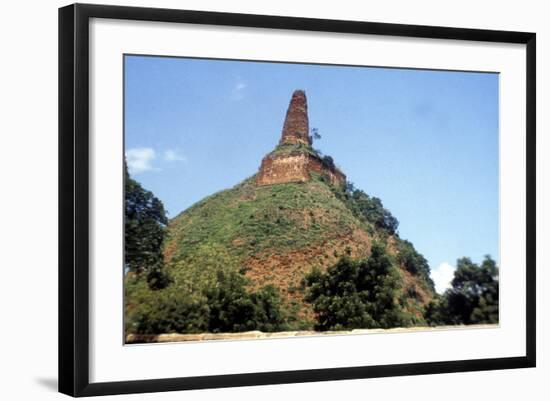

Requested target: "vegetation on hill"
[
  {"left": 331, "top": 182, "right": 399, "bottom": 236},
  {"left": 396, "top": 240, "right": 435, "bottom": 292},
  {"left": 165, "top": 174, "right": 367, "bottom": 264},
  {"left": 304, "top": 242, "right": 424, "bottom": 330},
  {"left": 159, "top": 173, "right": 377, "bottom": 327},
  {"left": 425, "top": 256, "right": 499, "bottom": 325},
  {"left": 269, "top": 142, "right": 319, "bottom": 158},
  {"left": 124, "top": 162, "right": 497, "bottom": 336},
  {"left": 125, "top": 268, "right": 291, "bottom": 334}
]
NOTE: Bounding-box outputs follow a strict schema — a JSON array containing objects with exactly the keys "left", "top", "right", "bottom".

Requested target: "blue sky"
[{"left": 124, "top": 55, "right": 499, "bottom": 294}]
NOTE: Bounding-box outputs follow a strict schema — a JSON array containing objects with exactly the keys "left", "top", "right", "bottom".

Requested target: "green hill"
[{"left": 161, "top": 172, "right": 434, "bottom": 322}]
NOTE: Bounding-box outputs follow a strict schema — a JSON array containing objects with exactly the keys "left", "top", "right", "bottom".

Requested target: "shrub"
[
  {"left": 397, "top": 240, "right": 435, "bottom": 292},
  {"left": 125, "top": 278, "right": 210, "bottom": 334},
  {"left": 206, "top": 270, "right": 288, "bottom": 333},
  {"left": 126, "top": 269, "right": 290, "bottom": 334},
  {"left": 351, "top": 189, "right": 399, "bottom": 234},
  {"left": 331, "top": 182, "right": 399, "bottom": 235},
  {"left": 322, "top": 155, "right": 336, "bottom": 170},
  {"left": 304, "top": 243, "right": 410, "bottom": 330}
]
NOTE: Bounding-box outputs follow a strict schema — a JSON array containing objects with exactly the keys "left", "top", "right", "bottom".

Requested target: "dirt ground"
[{"left": 126, "top": 324, "right": 499, "bottom": 344}]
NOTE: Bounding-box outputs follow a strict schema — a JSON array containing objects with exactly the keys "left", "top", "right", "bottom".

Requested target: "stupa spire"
[
  {"left": 256, "top": 89, "right": 346, "bottom": 188},
  {"left": 279, "top": 90, "right": 310, "bottom": 145}
]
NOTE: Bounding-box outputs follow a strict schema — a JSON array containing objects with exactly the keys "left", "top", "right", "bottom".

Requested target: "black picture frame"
[{"left": 59, "top": 3, "right": 536, "bottom": 397}]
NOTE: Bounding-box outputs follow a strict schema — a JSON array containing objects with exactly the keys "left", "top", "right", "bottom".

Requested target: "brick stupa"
[
  {"left": 279, "top": 90, "right": 311, "bottom": 146},
  {"left": 256, "top": 90, "right": 346, "bottom": 187}
]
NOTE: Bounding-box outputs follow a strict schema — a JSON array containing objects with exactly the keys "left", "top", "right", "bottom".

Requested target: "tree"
[
  {"left": 304, "top": 243, "right": 409, "bottom": 330},
  {"left": 349, "top": 189, "right": 399, "bottom": 234},
  {"left": 127, "top": 267, "right": 291, "bottom": 335},
  {"left": 205, "top": 270, "right": 288, "bottom": 333},
  {"left": 345, "top": 181, "right": 355, "bottom": 193},
  {"left": 125, "top": 277, "right": 210, "bottom": 334},
  {"left": 397, "top": 240, "right": 435, "bottom": 292},
  {"left": 425, "top": 256, "right": 499, "bottom": 325},
  {"left": 309, "top": 127, "right": 322, "bottom": 144},
  {"left": 125, "top": 162, "right": 170, "bottom": 289},
  {"left": 321, "top": 155, "right": 336, "bottom": 170}
]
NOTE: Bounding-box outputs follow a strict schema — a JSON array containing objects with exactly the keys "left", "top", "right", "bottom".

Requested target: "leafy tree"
[
  {"left": 206, "top": 270, "right": 288, "bottom": 333},
  {"left": 145, "top": 266, "right": 172, "bottom": 290},
  {"left": 350, "top": 189, "right": 399, "bottom": 234},
  {"left": 125, "top": 277, "right": 210, "bottom": 334},
  {"left": 126, "top": 268, "right": 290, "bottom": 335},
  {"left": 328, "top": 181, "right": 399, "bottom": 235},
  {"left": 304, "top": 243, "right": 410, "bottom": 330},
  {"left": 322, "top": 155, "right": 336, "bottom": 170},
  {"left": 424, "top": 294, "right": 450, "bottom": 326},
  {"left": 425, "top": 256, "right": 499, "bottom": 325},
  {"left": 344, "top": 181, "right": 355, "bottom": 193},
  {"left": 125, "top": 162, "right": 170, "bottom": 289},
  {"left": 397, "top": 240, "right": 435, "bottom": 292}
]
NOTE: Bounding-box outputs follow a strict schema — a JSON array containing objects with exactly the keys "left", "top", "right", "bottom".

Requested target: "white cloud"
[
  {"left": 431, "top": 262, "right": 456, "bottom": 294},
  {"left": 163, "top": 149, "right": 187, "bottom": 163},
  {"left": 126, "top": 147, "right": 156, "bottom": 174},
  {"left": 230, "top": 78, "right": 247, "bottom": 101}
]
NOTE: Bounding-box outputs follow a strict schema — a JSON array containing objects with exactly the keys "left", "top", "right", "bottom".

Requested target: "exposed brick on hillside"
[
  {"left": 257, "top": 153, "right": 310, "bottom": 185},
  {"left": 307, "top": 155, "right": 346, "bottom": 187},
  {"left": 256, "top": 152, "right": 346, "bottom": 188},
  {"left": 257, "top": 90, "right": 346, "bottom": 188}
]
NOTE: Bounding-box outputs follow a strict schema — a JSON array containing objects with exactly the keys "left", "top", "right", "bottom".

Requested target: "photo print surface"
[{"left": 123, "top": 55, "right": 499, "bottom": 344}]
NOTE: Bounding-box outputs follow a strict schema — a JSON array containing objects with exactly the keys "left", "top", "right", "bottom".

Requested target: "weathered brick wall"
[
  {"left": 256, "top": 152, "right": 346, "bottom": 188},
  {"left": 256, "top": 153, "right": 310, "bottom": 185},
  {"left": 307, "top": 156, "right": 346, "bottom": 188}
]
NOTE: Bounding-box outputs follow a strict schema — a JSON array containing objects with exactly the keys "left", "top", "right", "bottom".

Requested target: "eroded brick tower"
[
  {"left": 256, "top": 90, "right": 346, "bottom": 187},
  {"left": 279, "top": 90, "right": 311, "bottom": 146}
]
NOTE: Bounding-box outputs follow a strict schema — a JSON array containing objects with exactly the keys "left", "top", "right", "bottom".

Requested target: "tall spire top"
[{"left": 279, "top": 90, "right": 310, "bottom": 145}]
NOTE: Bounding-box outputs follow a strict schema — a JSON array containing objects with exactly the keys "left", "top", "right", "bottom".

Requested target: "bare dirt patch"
[{"left": 126, "top": 324, "right": 499, "bottom": 344}]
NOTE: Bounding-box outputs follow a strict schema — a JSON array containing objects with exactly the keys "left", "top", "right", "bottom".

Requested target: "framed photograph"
[{"left": 58, "top": 3, "right": 536, "bottom": 397}]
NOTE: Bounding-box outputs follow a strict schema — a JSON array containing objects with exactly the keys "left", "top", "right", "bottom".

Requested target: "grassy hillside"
[
  {"left": 166, "top": 174, "right": 366, "bottom": 264},
  {"left": 159, "top": 173, "right": 434, "bottom": 323}
]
